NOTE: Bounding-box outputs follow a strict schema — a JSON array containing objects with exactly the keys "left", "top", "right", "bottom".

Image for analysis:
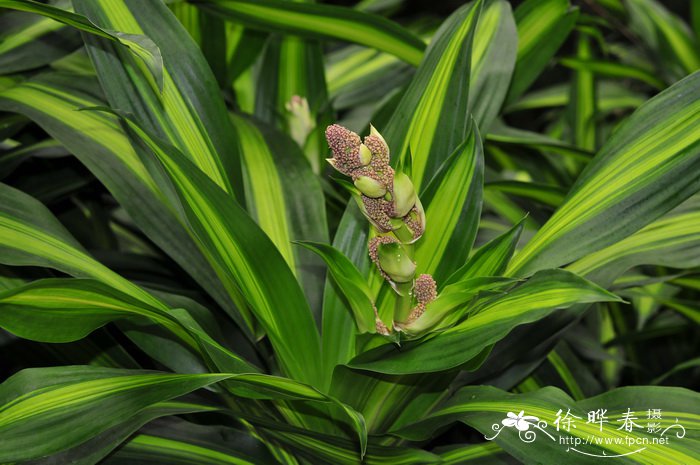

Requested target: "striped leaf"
[
  {"left": 414, "top": 123, "right": 484, "bottom": 283},
  {"left": 0, "top": 275, "right": 261, "bottom": 375},
  {"left": 320, "top": 205, "right": 370, "bottom": 386},
  {"left": 325, "top": 44, "right": 412, "bottom": 111},
  {"left": 383, "top": 0, "right": 481, "bottom": 190},
  {"left": 438, "top": 443, "right": 511, "bottom": 465},
  {"left": 169, "top": 2, "right": 229, "bottom": 86},
  {"left": 111, "top": 111, "right": 323, "bottom": 387},
  {"left": 256, "top": 420, "right": 440, "bottom": 465},
  {"left": 0, "top": 0, "right": 81, "bottom": 74},
  {"left": 348, "top": 270, "right": 620, "bottom": 374},
  {"left": 568, "top": 205, "right": 700, "bottom": 285},
  {"left": 569, "top": 34, "right": 597, "bottom": 152},
  {"left": 394, "top": 385, "right": 700, "bottom": 464},
  {"left": 560, "top": 57, "right": 666, "bottom": 90},
  {"left": 297, "top": 241, "right": 376, "bottom": 334},
  {"left": 627, "top": 0, "right": 700, "bottom": 82},
  {"left": 506, "top": 81, "right": 646, "bottom": 113},
  {"left": 0, "top": 182, "right": 163, "bottom": 310},
  {"left": 508, "top": 71, "right": 700, "bottom": 276},
  {"left": 102, "top": 419, "right": 275, "bottom": 465},
  {"left": 0, "top": 366, "right": 230, "bottom": 463},
  {"left": 232, "top": 114, "right": 329, "bottom": 314},
  {"left": 485, "top": 182, "right": 565, "bottom": 207},
  {"left": 0, "top": 74, "right": 252, "bottom": 335},
  {"left": 0, "top": 365, "right": 368, "bottom": 461},
  {"left": 193, "top": 0, "right": 425, "bottom": 66},
  {"left": 444, "top": 218, "right": 524, "bottom": 285},
  {"left": 506, "top": 0, "right": 578, "bottom": 102},
  {"left": 487, "top": 120, "right": 593, "bottom": 162},
  {"left": 73, "top": 0, "right": 244, "bottom": 199},
  {"left": 468, "top": 0, "right": 517, "bottom": 132},
  {"left": 0, "top": 278, "right": 190, "bottom": 344},
  {"left": 26, "top": 403, "right": 222, "bottom": 465},
  {"left": 0, "top": 0, "right": 163, "bottom": 84}
]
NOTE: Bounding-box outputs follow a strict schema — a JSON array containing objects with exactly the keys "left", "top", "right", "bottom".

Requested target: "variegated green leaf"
[
  {"left": 507, "top": 0, "right": 578, "bottom": 102},
  {"left": 101, "top": 419, "right": 275, "bottom": 465},
  {"left": 109, "top": 111, "right": 323, "bottom": 387},
  {"left": 506, "top": 81, "right": 646, "bottom": 113},
  {"left": 509, "top": 71, "right": 700, "bottom": 276},
  {"left": 349, "top": 270, "right": 620, "bottom": 374},
  {"left": 231, "top": 114, "right": 329, "bottom": 315},
  {"left": 0, "top": 278, "right": 189, "bottom": 344},
  {"left": 394, "top": 385, "right": 700, "bottom": 464},
  {"left": 444, "top": 218, "right": 524, "bottom": 285},
  {"left": 414, "top": 122, "right": 484, "bottom": 283},
  {"left": 73, "top": 0, "right": 244, "bottom": 198},
  {"left": 0, "top": 182, "right": 162, "bottom": 310},
  {"left": 297, "top": 241, "right": 376, "bottom": 334},
  {"left": 0, "top": 0, "right": 80, "bottom": 74},
  {"left": 0, "top": 366, "right": 231, "bottom": 463},
  {"left": 0, "top": 74, "right": 252, "bottom": 335},
  {"left": 568, "top": 206, "right": 700, "bottom": 284},
  {"left": 25, "top": 403, "right": 222, "bottom": 465},
  {"left": 0, "top": 0, "right": 163, "bottom": 84},
  {"left": 384, "top": 0, "right": 481, "bottom": 190},
  {"left": 468, "top": 0, "right": 517, "bottom": 132},
  {"left": 627, "top": 0, "right": 700, "bottom": 82},
  {"left": 193, "top": 0, "right": 425, "bottom": 66}
]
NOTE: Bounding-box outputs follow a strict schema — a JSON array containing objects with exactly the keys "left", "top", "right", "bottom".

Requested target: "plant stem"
[{"left": 393, "top": 281, "right": 414, "bottom": 323}]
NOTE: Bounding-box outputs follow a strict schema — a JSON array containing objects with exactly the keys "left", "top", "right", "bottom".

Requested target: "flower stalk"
[{"left": 325, "top": 124, "right": 437, "bottom": 335}]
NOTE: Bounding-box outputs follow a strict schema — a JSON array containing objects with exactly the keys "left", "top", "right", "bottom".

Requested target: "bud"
[
  {"left": 285, "top": 95, "right": 314, "bottom": 149},
  {"left": 369, "top": 124, "right": 389, "bottom": 153},
  {"left": 325, "top": 124, "right": 368, "bottom": 176},
  {"left": 359, "top": 143, "right": 372, "bottom": 165},
  {"left": 354, "top": 175, "right": 387, "bottom": 198},
  {"left": 377, "top": 241, "right": 416, "bottom": 283},
  {"left": 391, "top": 172, "right": 417, "bottom": 218}
]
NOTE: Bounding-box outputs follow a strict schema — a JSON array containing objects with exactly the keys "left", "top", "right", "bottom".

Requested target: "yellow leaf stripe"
[
  {"left": 79, "top": 0, "right": 232, "bottom": 192},
  {"left": 196, "top": 0, "right": 425, "bottom": 66},
  {"left": 569, "top": 210, "right": 700, "bottom": 276},
  {"left": 0, "top": 81, "right": 157, "bottom": 192},
  {"left": 231, "top": 114, "right": 295, "bottom": 271},
  {"left": 403, "top": 2, "right": 481, "bottom": 189},
  {"left": 509, "top": 73, "right": 700, "bottom": 275}
]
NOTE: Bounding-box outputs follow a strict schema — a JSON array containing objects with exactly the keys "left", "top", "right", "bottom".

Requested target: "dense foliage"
[{"left": 0, "top": 0, "right": 698, "bottom": 463}]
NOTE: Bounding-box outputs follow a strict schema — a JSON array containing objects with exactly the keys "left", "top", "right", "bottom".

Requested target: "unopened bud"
[
  {"left": 285, "top": 96, "right": 314, "bottom": 148},
  {"left": 369, "top": 124, "right": 389, "bottom": 151},
  {"left": 354, "top": 175, "right": 387, "bottom": 198},
  {"left": 377, "top": 242, "right": 416, "bottom": 283},
  {"left": 359, "top": 144, "right": 372, "bottom": 165},
  {"left": 392, "top": 172, "right": 416, "bottom": 218}
]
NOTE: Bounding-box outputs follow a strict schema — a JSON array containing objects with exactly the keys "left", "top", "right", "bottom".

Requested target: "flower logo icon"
[{"left": 502, "top": 411, "right": 540, "bottom": 431}]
